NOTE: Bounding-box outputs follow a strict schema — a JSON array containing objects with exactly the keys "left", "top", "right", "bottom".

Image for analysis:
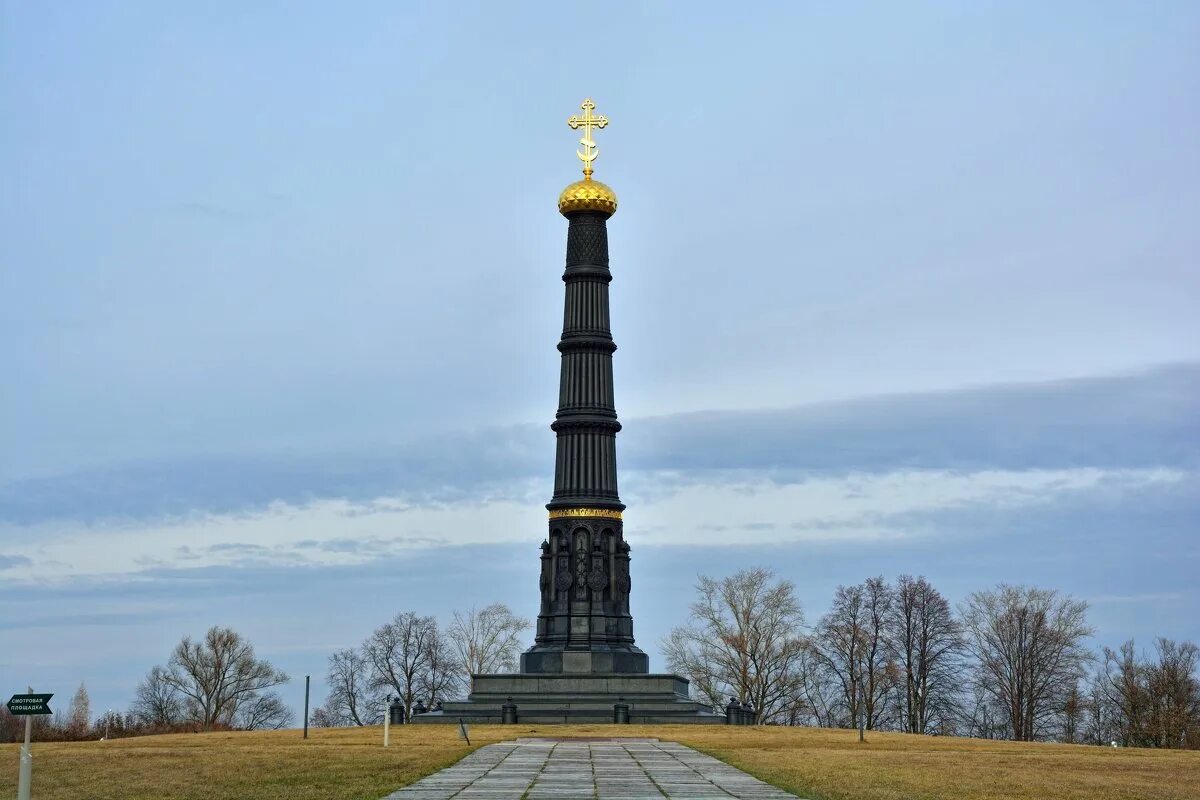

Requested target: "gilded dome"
[{"left": 558, "top": 178, "right": 618, "bottom": 217}]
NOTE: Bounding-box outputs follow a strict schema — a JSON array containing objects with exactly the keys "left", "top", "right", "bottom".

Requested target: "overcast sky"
[{"left": 2, "top": 1, "right": 1198, "bottom": 721}]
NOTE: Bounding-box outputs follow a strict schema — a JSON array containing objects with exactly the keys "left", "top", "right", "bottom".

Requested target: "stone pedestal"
[
  {"left": 520, "top": 645, "right": 648, "bottom": 675},
  {"left": 410, "top": 673, "right": 725, "bottom": 725}
]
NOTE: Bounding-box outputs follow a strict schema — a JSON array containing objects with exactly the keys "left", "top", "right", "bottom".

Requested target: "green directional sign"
[{"left": 7, "top": 693, "right": 53, "bottom": 716}]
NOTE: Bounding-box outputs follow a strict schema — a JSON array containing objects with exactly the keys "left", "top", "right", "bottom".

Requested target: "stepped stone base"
[{"left": 410, "top": 673, "right": 726, "bottom": 725}]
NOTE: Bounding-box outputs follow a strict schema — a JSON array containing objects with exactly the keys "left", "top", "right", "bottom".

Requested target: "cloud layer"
[
  {"left": 2, "top": 365, "right": 1195, "bottom": 582},
  {"left": 2, "top": 363, "right": 1195, "bottom": 526}
]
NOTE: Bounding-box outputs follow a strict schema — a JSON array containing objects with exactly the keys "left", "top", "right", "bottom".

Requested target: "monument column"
[
  {"left": 412, "top": 99, "right": 723, "bottom": 722},
  {"left": 521, "top": 99, "right": 648, "bottom": 675}
]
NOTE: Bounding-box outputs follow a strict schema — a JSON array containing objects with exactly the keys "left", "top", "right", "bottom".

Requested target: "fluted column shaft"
[{"left": 548, "top": 210, "right": 623, "bottom": 510}]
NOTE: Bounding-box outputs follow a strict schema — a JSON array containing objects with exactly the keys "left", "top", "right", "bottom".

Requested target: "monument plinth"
[{"left": 414, "top": 100, "right": 722, "bottom": 724}]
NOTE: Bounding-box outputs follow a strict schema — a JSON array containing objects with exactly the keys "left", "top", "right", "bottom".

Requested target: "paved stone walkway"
[{"left": 382, "top": 738, "right": 800, "bottom": 799}]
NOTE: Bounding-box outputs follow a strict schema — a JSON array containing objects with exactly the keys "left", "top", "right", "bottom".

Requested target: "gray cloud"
[
  {"left": 1, "top": 364, "right": 1195, "bottom": 528},
  {"left": 625, "top": 363, "right": 1200, "bottom": 474},
  {"left": 0, "top": 611, "right": 162, "bottom": 631}
]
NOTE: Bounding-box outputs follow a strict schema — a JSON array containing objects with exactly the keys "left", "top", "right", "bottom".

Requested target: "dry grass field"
[{"left": 1, "top": 724, "right": 1197, "bottom": 800}]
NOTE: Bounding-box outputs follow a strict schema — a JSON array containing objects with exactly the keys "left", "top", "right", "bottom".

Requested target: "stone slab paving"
[{"left": 381, "top": 738, "right": 800, "bottom": 800}]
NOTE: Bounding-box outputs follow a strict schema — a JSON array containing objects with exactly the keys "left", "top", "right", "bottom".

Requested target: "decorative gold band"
[{"left": 548, "top": 507, "right": 623, "bottom": 521}]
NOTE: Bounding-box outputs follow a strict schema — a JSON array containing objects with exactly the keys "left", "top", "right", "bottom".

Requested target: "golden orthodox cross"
[{"left": 567, "top": 98, "right": 608, "bottom": 178}]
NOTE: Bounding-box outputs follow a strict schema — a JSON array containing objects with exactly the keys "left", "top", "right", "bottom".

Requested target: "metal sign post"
[
  {"left": 8, "top": 692, "right": 53, "bottom": 800},
  {"left": 303, "top": 676, "right": 310, "bottom": 740},
  {"left": 18, "top": 714, "right": 32, "bottom": 800}
]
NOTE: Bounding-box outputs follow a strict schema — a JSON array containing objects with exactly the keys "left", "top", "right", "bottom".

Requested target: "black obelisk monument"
[
  {"left": 413, "top": 100, "right": 721, "bottom": 723},
  {"left": 520, "top": 99, "right": 648, "bottom": 675}
]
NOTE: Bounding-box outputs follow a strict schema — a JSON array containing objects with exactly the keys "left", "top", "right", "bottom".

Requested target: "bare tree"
[
  {"left": 960, "top": 584, "right": 1092, "bottom": 741},
  {"left": 447, "top": 604, "right": 531, "bottom": 683},
  {"left": 1148, "top": 639, "right": 1200, "bottom": 749},
  {"left": 234, "top": 691, "right": 294, "bottom": 730},
  {"left": 663, "top": 567, "right": 806, "bottom": 722},
  {"left": 131, "top": 665, "right": 184, "bottom": 727},
  {"left": 1103, "top": 640, "right": 1145, "bottom": 746},
  {"left": 1103, "top": 638, "right": 1200, "bottom": 748},
  {"left": 94, "top": 709, "right": 125, "bottom": 739},
  {"left": 162, "top": 626, "right": 290, "bottom": 730},
  {"left": 792, "top": 644, "right": 842, "bottom": 728},
  {"left": 417, "top": 626, "right": 464, "bottom": 707},
  {"left": 962, "top": 681, "right": 1008, "bottom": 739},
  {"left": 887, "top": 575, "right": 965, "bottom": 734},
  {"left": 67, "top": 682, "right": 91, "bottom": 737},
  {"left": 309, "top": 705, "right": 341, "bottom": 728},
  {"left": 311, "top": 697, "right": 347, "bottom": 728},
  {"left": 1061, "top": 681, "right": 1084, "bottom": 743},
  {"left": 0, "top": 707, "right": 23, "bottom": 744},
  {"left": 812, "top": 577, "right": 898, "bottom": 731},
  {"left": 324, "top": 648, "right": 384, "bottom": 726},
  {"left": 363, "top": 612, "right": 440, "bottom": 719},
  {"left": 1084, "top": 670, "right": 1117, "bottom": 746},
  {"left": 663, "top": 627, "right": 727, "bottom": 712}
]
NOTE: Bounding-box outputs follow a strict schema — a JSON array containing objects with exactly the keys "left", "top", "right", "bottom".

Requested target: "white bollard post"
[
  {"left": 384, "top": 707, "right": 390, "bottom": 748},
  {"left": 17, "top": 714, "right": 32, "bottom": 800}
]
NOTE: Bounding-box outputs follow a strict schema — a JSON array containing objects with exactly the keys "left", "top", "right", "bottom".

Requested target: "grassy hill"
[{"left": 1, "top": 724, "right": 1197, "bottom": 800}]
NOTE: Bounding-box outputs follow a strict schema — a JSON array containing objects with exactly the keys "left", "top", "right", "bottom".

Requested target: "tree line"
[
  {"left": 664, "top": 567, "right": 1199, "bottom": 748},
  {"left": 0, "top": 682, "right": 113, "bottom": 743},
  {"left": 0, "top": 625, "right": 294, "bottom": 743},
  {"left": 7, "top": 573, "right": 1192, "bottom": 750},
  {"left": 313, "top": 603, "right": 529, "bottom": 726},
  {"left": 1, "top": 603, "right": 530, "bottom": 742}
]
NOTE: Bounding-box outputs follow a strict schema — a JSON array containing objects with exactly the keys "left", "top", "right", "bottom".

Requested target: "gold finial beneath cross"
[{"left": 567, "top": 98, "right": 608, "bottom": 179}]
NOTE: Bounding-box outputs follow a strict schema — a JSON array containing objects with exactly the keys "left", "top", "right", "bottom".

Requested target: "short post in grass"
[
  {"left": 858, "top": 683, "right": 866, "bottom": 742},
  {"left": 18, "top": 713, "right": 32, "bottom": 800},
  {"left": 384, "top": 697, "right": 392, "bottom": 747},
  {"left": 458, "top": 718, "right": 470, "bottom": 746},
  {"left": 8, "top": 689, "right": 53, "bottom": 800},
  {"left": 303, "top": 676, "right": 310, "bottom": 740}
]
